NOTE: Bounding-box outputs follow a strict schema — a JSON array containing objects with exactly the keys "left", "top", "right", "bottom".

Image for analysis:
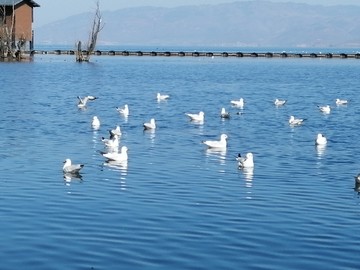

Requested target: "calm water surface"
[{"left": 1, "top": 54, "right": 360, "bottom": 269}]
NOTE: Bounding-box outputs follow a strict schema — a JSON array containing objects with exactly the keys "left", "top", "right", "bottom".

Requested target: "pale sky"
[{"left": 34, "top": 0, "right": 360, "bottom": 27}]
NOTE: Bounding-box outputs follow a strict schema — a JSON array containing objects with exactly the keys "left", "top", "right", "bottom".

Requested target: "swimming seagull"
[
  {"left": 116, "top": 104, "right": 129, "bottom": 117},
  {"left": 109, "top": 125, "right": 121, "bottom": 137},
  {"left": 274, "top": 98, "right": 287, "bottom": 106},
  {"left": 101, "top": 134, "right": 120, "bottom": 149},
  {"left": 335, "top": 98, "right": 348, "bottom": 106},
  {"left": 101, "top": 146, "right": 128, "bottom": 162},
  {"left": 157, "top": 92, "right": 170, "bottom": 101},
  {"left": 202, "top": 134, "right": 228, "bottom": 149},
  {"left": 63, "top": 158, "right": 84, "bottom": 174},
  {"left": 315, "top": 133, "right": 327, "bottom": 145},
  {"left": 77, "top": 95, "right": 97, "bottom": 108},
  {"left": 185, "top": 111, "right": 205, "bottom": 122},
  {"left": 143, "top": 118, "right": 156, "bottom": 130},
  {"left": 318, "top": 105, "right": 331, "bottom": 114},
  {"left": 289, "top": 115, "right": 306, "bottom": 126},
  {"left": 355, "top": 174, "right": 360, "bottom": 185},
  {"left": 236, "top": 152, "right": 254, "bottom": 168},
  {"left": 91, "top": 116, "right": 100, "bottom": 130},
  {"left": 220, "top": 107, "right": 230, "bottom": 119},
  {"left": 230, "top": 98, "right": 244, "bottom": 108}
]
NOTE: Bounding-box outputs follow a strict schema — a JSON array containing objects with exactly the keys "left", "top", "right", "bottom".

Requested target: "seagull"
[
  {"left": 236, "top": 153, "right": 254, "bottom": 168},
  {"left": 220, "top": 107, "right": 230, "bottom": 119},
  {"left": 318, "top": 105, "right": 331, "bottom": 114},
  {"left": 91, "top": 116, "right": 100, "bottom": 130},
  {"left": 63, "top": 158, "right": 84, "bottom": 174},
  {"left": 274, "top": 98, "right": 287, "bottom": 106},
  {"left": 157, "top": 92, "right": 170, "bottom": 101},
  {"left": 315, "top": 133, "right": 327, "bottom": 145},
  {"left": 335, "top": 98, "right": 348, "bottom": 106},
  {"left": 101, "top": 134, "right": 120, "bottom": 149},
  {"left": 202, "top": 134, "right": 228, "bottom": 149},
  {"left": 143, "top": 118, "right": 156, "bottom": 130},
  {"left": 355, "top": 174, "right": 360, "bottom": 185},
  {"left": 101, "top": 146, "right": 128, "bottom": 162},
  {"left": 230, "top": 98, "right": 244, "bottom": 108},
  {"left": 116, "top": 104, "right": 129, "bottom": 117},
  {"left": 185, "top": 111, "right": 204, "bottom": 122},
  {"left": 289, "top": 115, "right": 305, "bottom": 126},
  {"left": 77, "top": 95, "right": 97, "bottom": 108},
  {"left": 109, "top": 125, "right": 121, "bottom": 137}
]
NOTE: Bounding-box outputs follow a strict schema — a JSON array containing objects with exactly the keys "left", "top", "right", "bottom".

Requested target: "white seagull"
[
  {"left": 355, "top": 174, "right": 360, "bottom": 185},
  {"left": 335, "top": 98, "right": 348, "bottom": 106},
  {"left": 236, "top": 152, "right": 254, "bottom": 168},
  {"left": 102, "top": 134, "right": 120, "bottom": 149},
  {"left": 116, "top": 104, "right": 129, "bottom": 117},
  {"left": 143, "top": 118, "right": 156, "bottom": 130},
  {"left": 318, "top": 105, "right": 331, "bottom": 114},
  {"left": 91, "top": 116, "right": 100, "bottom": 130},
  {"left": 77, "top": 95, "right": 97, "bottom": 108},
  {"left": 109, "top": 125, "right": 122, "bottom": 137},
  {"left": 315, "top": 133, "right": 327, "bottom": 145},
  {"left": 220, "top": 107, "right": 230, "bottom": 119},
  {"left": 101, "top": 146, "right": 128, "bottom": 162},
  {"left": 63, "top": 158, "right": 84, "bottom": 174},
  {"left": 157, "top": 92, "right": 170, "bottom": 101},
  {"left": 274, "top": 98, "right": 287, "bottom": 106},
  {"left": 230, "top": 98, "right": 244, "bottom": 108},
  {"left": 202, "top": 134, "right": 228, "bottom": 149},
  {"left": 289, "top": 115, "right": 306, "bottom": 126},
  {"left": 185, "top": 111, "right": 205, "bottom": 122}
]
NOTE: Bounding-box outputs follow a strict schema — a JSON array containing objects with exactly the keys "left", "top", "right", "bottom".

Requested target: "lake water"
[{"left": 1, "top": 53, "right": 360, "bottom": 269}]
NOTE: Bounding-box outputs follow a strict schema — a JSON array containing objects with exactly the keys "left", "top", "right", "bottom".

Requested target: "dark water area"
[{"left": 1, "top": 53, "right": 360, "bottom": 269}]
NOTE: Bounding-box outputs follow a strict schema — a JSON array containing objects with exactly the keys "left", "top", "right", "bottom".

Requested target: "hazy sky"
[{"left": 34, "top": 0, "right": 360, "bottom": 27}]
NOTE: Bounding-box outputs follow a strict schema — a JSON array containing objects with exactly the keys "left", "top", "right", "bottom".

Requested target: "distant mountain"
[{"left": 34, "top": 1, "right": 360, "bottom": 48}]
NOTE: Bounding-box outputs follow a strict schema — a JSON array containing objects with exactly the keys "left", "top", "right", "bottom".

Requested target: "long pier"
[{"left": 34, "top": 50, "right": 360, "bottom": 59}]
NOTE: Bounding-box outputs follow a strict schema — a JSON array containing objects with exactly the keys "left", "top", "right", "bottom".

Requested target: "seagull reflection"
[
  {"left": 242, "top": 167, "right": 254, "bottom": 182},
  {"left": 205, "top": 148, "right": 227, "bottom": 165},
  {"left": 144, "top": 128, "right": 156, "bottom": 142},
  {"left": 63, "top": 172, "right": 83, "bottom": 186},
  {"left": 103, "top": 160, "right": 128, "bottom": 172},
  {"left": 316, "top": 144, "right": 326, "bottom": 157}
]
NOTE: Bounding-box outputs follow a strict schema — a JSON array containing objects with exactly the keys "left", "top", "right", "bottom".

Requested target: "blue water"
[{"left": 1, "top": 54, "right": 360, "bottom": 270}]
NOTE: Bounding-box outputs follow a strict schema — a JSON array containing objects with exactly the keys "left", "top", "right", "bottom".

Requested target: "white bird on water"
[
  {"left": 157, "top": 92, "right": 170, "bottom": 101},
  {"left": 185, "top": 111, "right": 205, "bottom": 122},
  {"left": 63, "top": 158, "right": 84, "bottom": 174},
  {"left": 274, "top": 98, "right": 287, "bottom": 106},
  {"left": 91, "top": 116, "right": 100, "bottom": 130},
  {"left": 101, "top": 146, "right": 128, "bottom": 162},
  {"left": 77, "top": 95, "right": 97, "bottom": 108},
  {"left": 109, "top": 125, "right": 121, "bottom": 137},
  {"left": 335, "top": 98, "right": 348, "bottom": 106},
  {"left": 143, "top": 118, "right": 156, "bottom": 130},
  {"left": 289, "top": 115, "right": 306, "bottom": 126},
  {"left": 202, "top": 134, "right": 228, "bottom": 149},
  {"left": 236, "top": 152, "right": 254, "bottom": 168},
  {"left": 318, "top": 105, "right": 331, "bottom": 114},
  {"left": 220, "top": 107, "right": 230, "bottom": 119},
  {"left": 315, "top": 133, "right": 327, "bottom": 145},
  {"left": 230, "top": 98, "right": 244, "bottom": 108},
  {"left": 102, "top": 134, "right": 120, "bottom": 149},
  {"left": 116, "top": 104, "right": 129, "bottom": 117}
]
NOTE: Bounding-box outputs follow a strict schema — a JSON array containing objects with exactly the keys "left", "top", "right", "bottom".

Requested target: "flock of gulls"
[{"left": 63, "top": 93, "right": 357, "bottom": 187}]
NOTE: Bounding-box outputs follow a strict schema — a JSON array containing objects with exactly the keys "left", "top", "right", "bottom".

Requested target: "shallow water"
[{"left": 1, "top": 54, "right": 360, "bottom": 269}]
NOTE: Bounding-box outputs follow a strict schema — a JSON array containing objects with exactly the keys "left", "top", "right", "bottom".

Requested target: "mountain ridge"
[{"left": 34, "top": 1, "right": 360, "bottom": 48}]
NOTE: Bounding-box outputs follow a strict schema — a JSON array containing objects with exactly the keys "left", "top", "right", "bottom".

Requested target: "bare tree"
[
  {"left": 76, "top": 1, "right": 104, "bottom": 62},
  {"left": 0, "top": 2, "right": 27, "bottom": 61}
]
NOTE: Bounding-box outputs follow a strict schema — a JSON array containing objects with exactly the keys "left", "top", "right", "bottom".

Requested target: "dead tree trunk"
[{"left": 76, "top": 1, "right": 104, "bottom": 62}]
